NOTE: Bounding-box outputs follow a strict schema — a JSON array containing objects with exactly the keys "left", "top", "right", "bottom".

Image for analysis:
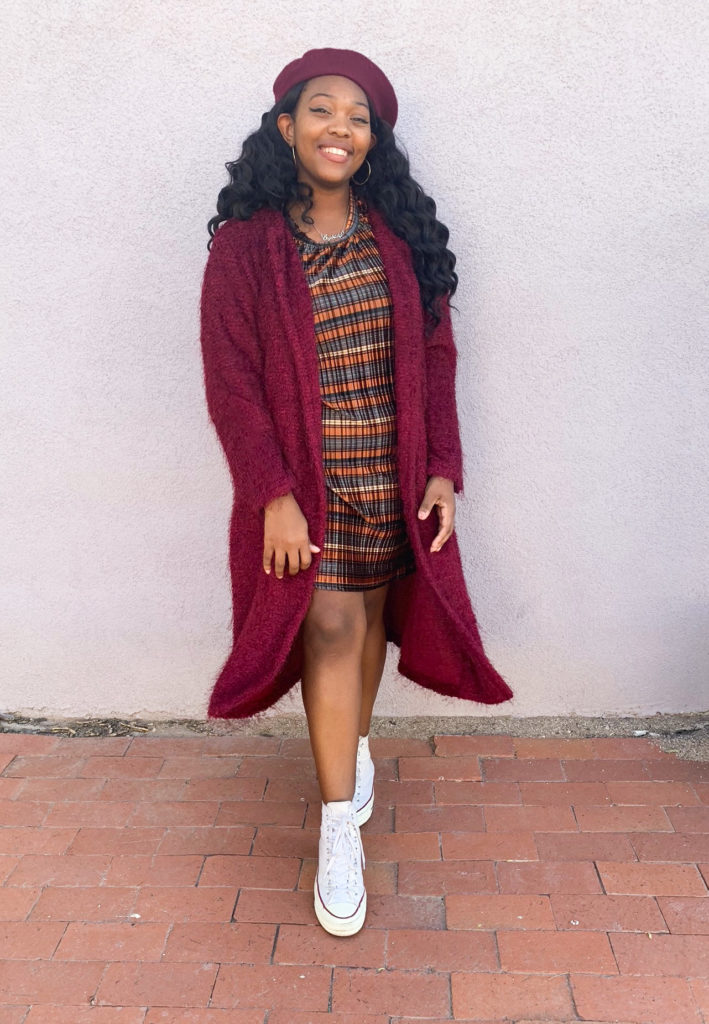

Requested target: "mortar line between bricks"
[
  {"left": 90, "top": 959, "right": 112, "bottom": 1008},
  {"left": 570, "top": 801, "right": 581, "bottom": 832},
  {"left": 627, "top": 830, "right": 641, "bottom": 862},
  {"left": 327, "top": 965, "right": 334, "bottom": 1012},
  {"left": 607, "top": 926, "right": 622, "bottom": 974},
  {"left": 207, "top": 957, "right": 221, "bottom": 1006},
  {"left": 22, "top": 881, "right": 45, "bottom": 920},
  {"left": 247, "top": 821, "right": 257, "bottom": 856},
  {"left": 230, "top": 887, "right": 242, "bottom": 922},
  {"left": 492, "top": 925, "right": 501, "bottom": 971},
  {"left": 270, "top": 922, "right": 280, "bottom": 965},
  {"left": 296, "top": 854, "right": 307, "bottom": 891},
  {"left": 652, "top": 893, "right": 672, "bottom": 933},
  {"left": 160, "top": 919, "right": 174, "bottom": 961},
  {"left": 593, "top": 858, "right": 606, "bottom": 894},
  {"left": 49, "top": 920, "right": 69, "bottom": 958},
  {"left": 193, "top": 853, "right": 207, "bottom": 887},
  {"left": 687, "top": 781, "right": 702, "bottom": 805},
  {"left": 491, "top": 858, "right": 501, "bottom": 897},
  {"left": 565, "top": 970, "right": 581, "bottom": 1020}
]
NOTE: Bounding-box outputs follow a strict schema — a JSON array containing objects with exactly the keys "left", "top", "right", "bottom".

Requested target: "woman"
[{"left": 200, "top": 48, "right": 513, "bottom": 937}]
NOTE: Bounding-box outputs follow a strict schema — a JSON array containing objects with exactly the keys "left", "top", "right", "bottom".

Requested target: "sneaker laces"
[
  {"left": 354, "top": 753, "right": 373, "bottom": 804},
  {"left": 322, "top": 811, "right": 365, "bottom": 901}
]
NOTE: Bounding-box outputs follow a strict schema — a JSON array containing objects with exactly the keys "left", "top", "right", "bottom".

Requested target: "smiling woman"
[
  {"left": 276, "top": 76, "right": 377, "bottom": 226},
  {"left": 200, "top": 47, "right": 513, "bottom": 937}
]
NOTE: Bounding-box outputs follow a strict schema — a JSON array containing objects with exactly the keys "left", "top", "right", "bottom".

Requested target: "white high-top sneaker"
[
  {"left": 314, "top": 799, "right": 366, "bottom": 936},
  {"left": 353, "top": 734, "right": 375, "bottom": 826}
]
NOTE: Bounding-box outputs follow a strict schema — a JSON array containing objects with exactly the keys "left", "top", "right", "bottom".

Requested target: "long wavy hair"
[{"left": 208, "top": 82, "right": 458, "bottom": 329}]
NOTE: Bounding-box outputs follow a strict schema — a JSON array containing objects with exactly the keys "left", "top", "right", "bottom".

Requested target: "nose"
[{"left": 328, "top": 115, "right": 351, "bottom": 137}]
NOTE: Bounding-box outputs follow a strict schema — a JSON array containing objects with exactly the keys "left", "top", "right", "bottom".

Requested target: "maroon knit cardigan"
[{"left": 199, "top": 205, "right": 513, "bottom": 718}]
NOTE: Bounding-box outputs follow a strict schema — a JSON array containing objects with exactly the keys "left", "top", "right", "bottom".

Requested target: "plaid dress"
[{"left": 289, "top": 192, "right": 416, "bottom": 591}]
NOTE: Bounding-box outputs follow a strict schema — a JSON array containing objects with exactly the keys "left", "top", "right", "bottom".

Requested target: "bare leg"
[
  {"left": 359, "top": 582, "right": 390, "bottom": 737},
  {"left": 301, "top": 589, "right": 368, "bottom": 804}
]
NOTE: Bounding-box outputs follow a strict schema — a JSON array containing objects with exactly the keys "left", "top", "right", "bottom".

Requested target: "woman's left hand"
[{"left": 417, "top": 476, "right": 456, "bottom": 553}]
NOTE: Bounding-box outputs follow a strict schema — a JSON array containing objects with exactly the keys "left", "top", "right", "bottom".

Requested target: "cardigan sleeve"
[
  {"left": 424, "top": 299, "right": 465, "bottom": 495},
  {"left": 200, "top": 229, "right": 296, "bottom": 512}
]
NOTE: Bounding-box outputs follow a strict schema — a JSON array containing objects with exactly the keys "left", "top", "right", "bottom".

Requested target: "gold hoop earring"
[
  {"left": 351, "top": 159, "right": 371, "bottom": 186},
  {"left": 291, "top": 146, "right": 297, "bottom": 169}
]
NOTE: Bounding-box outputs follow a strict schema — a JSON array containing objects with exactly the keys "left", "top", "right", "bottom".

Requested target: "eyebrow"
[{"left": 308, "top": 91, "right": 369, "bottom": 110}]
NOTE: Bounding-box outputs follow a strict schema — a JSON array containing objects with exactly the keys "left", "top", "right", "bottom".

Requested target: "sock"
[
  {"left": 357, "top": 734, "right": 371, "bottom": 760},
  {"left": 323, "top": 799, "right": 351, "bottom": 816}
]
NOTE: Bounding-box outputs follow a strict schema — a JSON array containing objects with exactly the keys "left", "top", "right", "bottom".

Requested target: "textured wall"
[{"left": 2, "top": 1, "right": 707, "bottom": 718}]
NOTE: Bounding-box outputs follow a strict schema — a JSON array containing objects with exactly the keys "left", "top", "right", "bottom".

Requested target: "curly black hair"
[{"left": 207, "top": 82, "right": 458, "bottom": 329}]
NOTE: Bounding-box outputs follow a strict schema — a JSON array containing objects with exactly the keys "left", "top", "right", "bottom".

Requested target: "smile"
[{"left": 319, "top": 146, "right": 351, "bottom": 162}]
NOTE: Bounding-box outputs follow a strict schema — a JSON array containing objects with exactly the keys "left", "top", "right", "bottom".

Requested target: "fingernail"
[{"left": 265, "top": 569, "right": 271, "bottom": 574}]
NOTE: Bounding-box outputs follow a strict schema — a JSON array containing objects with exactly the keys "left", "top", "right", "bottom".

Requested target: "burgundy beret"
[{"left": 273, "top": 48, "right": 398, "bottom": 127}]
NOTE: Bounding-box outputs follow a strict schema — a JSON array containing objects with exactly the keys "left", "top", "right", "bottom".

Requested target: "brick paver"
[{"left": 0, "top": 730, "right": 707, "bottom": 1021}]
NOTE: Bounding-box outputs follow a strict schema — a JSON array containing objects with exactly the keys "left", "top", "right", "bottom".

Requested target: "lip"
[{"left": 318, "top": 145, "right": 352, "bottom": 163}]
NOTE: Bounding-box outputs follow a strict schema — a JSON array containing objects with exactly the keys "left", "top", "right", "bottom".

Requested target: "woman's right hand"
[{"left": 263, "top": 492, "right": 320, "bottom": 578}]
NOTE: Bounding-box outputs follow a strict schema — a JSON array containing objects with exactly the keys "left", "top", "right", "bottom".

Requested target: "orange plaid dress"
[{"left": 289, "top": 191, "right": 416, "bottom": 591}]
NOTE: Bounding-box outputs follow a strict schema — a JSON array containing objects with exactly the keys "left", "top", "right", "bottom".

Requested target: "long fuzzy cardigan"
[{"left": 199, "top": 204, "right": 514, "bottom": 718}]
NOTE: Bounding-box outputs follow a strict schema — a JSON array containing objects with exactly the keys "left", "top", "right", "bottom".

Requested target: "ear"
[
  {"left": 367, "top": 133, "right": 377, "bottom": 153},
  {"left": 277, "top": 112, "right": 295, "bottom": 147}
]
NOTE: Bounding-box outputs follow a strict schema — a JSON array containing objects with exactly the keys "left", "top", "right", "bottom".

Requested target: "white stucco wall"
[{"left": 1, "top": 0, "right": 707, "bottom": 719}]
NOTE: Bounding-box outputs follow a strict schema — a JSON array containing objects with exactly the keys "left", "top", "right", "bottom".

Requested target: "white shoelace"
[
  {"left": 322, "top": 812, "right": 365, "bottom": 900},
  {"left": 354, "top": 753, "right": 374, "bottom": 805}
]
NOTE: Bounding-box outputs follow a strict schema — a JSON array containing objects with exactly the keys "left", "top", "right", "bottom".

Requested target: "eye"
[
  {"left": 309, "top": 106, "right": 330, "bottom": 115},
  {"left": 352, "top": 116, "right": 370, "bottom": 125}
]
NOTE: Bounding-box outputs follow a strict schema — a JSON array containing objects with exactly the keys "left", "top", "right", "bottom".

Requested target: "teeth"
[{"left": 321, "top": 147, "right": 348, "bottom": 156}]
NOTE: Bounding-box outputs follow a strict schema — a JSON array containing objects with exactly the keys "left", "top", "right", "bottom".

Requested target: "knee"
[{"left": 303, "top": 602, "right": 367, "bottom": 657}]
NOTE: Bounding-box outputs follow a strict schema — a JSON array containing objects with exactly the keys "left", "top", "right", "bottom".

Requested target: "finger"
[
  {"left": 263, "top": 543, "right": 274, "bottom": 575},
  {"left": 431, "top": 528, "right": 454, "bottom": 551},
  {"left": 287, "top": 548, "right": 301, "bottom": 575},
  {"left": 300, "top": 542, "right": 314, "bottom": 571},
  {"left": 430, "top": 505, "right": 453, "bottom": 552},
  {"left": 430, "top": 528, "right": 447, "bottom": 551},
  {"left": 274, "top": 550, "right": 286, "bottom": 579}
]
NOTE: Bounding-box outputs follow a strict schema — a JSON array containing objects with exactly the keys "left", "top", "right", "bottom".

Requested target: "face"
[{"left": 277, "top": 75, "right": 376, "bottom": 193}]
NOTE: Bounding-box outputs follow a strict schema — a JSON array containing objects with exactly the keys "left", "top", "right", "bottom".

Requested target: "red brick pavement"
[{"left": 0, "top": 731, "right": 707, "bottom": 1022}]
